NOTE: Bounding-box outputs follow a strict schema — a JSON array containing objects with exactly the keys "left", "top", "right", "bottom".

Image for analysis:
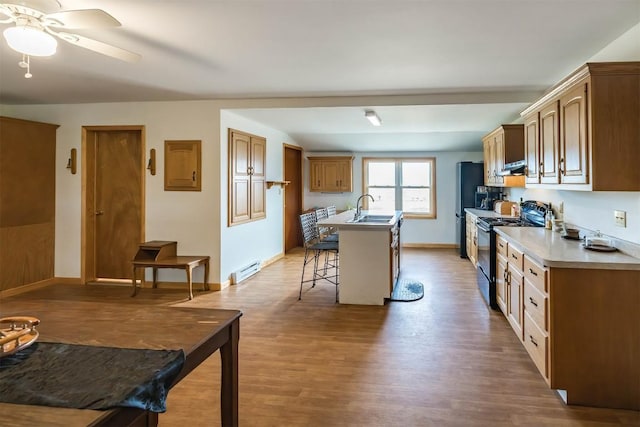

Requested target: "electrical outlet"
[{"left": 614, "top": 210, "right": 626, "bottom": 227}]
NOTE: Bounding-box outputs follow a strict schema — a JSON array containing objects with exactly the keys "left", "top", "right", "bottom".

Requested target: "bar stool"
[{"left": 298, "top": 212, "right": 339, "bottom": 302}]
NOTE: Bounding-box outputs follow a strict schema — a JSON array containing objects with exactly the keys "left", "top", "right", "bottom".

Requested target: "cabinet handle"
[
  {"left": 498, "top": 242, "right": 504, "bottom": 248},
  {"left": 539, "top": 161, "right": 543, "bottom": 171},
  {"left": 558, "top": 158, "right": 564, "bottom": 175},
  {"left": 192, "top": 171, "right": 196, "bottom": 181},
  {"left": 529, "top": 335, "right": 538, "bottom": 347},
  {"left": 503, "top": 270, "right": 508, "bottom": 281},
  {"left": 528, "top": 268, "right": 537, "bottom": 276},
  {"left": 511, "top": 253, "right": 518, "bottom": 260},
  {"left": 529, "top": 296, "right": 538, "bottom": 307}
]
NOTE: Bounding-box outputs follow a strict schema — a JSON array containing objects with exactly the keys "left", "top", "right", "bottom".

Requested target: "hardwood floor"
[{"left": 3, "top": 248, "right": 639, "bottom": 426}]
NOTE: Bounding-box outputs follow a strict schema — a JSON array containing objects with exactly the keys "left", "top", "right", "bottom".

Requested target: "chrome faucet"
[{"left": 355, "top": 194, "right": 374, "bottom": 220}]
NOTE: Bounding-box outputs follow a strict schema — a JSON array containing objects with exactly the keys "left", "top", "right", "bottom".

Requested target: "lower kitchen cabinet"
[{"left": 495, "top": 232, "right": 640, "bottom": 410}]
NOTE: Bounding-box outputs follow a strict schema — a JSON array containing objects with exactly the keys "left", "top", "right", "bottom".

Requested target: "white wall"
[
  {"left": 305, "top": 150, "right": 484, "bottom": 245},
  {"left": 219, "top": 111, "right": 299, "bottom": 280},
  {"left": 1, "top": 101, "right": 223, "bottom": 283}
]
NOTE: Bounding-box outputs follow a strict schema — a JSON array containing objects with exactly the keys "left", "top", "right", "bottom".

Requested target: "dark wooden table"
[{"left": 0, "top": 300, "right": 241, "bottom": 426}]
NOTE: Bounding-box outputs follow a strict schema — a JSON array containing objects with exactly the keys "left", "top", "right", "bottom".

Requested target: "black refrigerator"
[{"left": 455, "top": 162, "right": 484, "bottom": 258}]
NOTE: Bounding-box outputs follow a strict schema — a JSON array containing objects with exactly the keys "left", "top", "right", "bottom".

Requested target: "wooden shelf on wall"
[{"left": 266, "top": 181, "right": 290, "bottom": 189}]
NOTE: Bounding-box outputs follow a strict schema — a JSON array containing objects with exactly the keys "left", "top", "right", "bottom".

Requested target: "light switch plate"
[{"left": 614, "top": 210, "right": 626, "bottom": 227}]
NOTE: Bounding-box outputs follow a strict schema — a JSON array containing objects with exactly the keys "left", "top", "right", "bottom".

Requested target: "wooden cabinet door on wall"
[
  {"left": 539, "top": 101, "right": 560, "bottom": 184},
  {"left": 165, "top": 140, "right": 201, "bottom": 191},
  {"left": 0, "top": 116, "right": 58, "bottom": 291},
  {"left": 229, "top": 129, "right": 266, "bottom": 226},
  {"left": 559, "top": 81, "right": 589, "bottom": 184},
  {"left": 523, "top": 113, "right": 539, "bottom": 184}
]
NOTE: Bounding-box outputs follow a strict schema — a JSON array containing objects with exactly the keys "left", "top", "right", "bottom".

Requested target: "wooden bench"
[{"left": 131, "top": 241, "right": 210, "bottom": 300}]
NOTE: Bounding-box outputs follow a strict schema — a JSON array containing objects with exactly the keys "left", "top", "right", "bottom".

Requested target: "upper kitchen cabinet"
[
  {"left": 228, "top": 129, "right": 266, "bottom": 226},
  {"left": 308, "top": 156, "right": 354, "bottom": 192},
  {"left": 521, "top": 62, "right": 640, "bottom": 191},
  {"left": 482, "top": 125, "right": 524, "bottom": 187}
]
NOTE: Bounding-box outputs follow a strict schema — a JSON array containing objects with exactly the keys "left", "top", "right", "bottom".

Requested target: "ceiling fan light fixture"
[
  {"left": 365, "top": 110, "right": 382, "bottom": 126},
  {"left": 3, "top": 25, "right": 57, "bottom": 56}
]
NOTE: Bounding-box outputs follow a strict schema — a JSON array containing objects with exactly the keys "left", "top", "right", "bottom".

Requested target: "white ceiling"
[{"left": 1, "top": 0, "right": 638, "bottom": 152}]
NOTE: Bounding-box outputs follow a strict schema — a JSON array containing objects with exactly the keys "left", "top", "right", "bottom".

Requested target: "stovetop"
[{"left": 477, "top": 200, "right": 548, "bottom": 229}]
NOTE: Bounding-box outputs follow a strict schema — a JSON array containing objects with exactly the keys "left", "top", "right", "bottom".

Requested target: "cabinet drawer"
[
  {"left": 524, "top": 279, "right": 548, "bottom": 332},
  {"left": 524, "top": 311, "right": 549, "bottom": 381},
  {"left": 507, "top": 245, "right": 524, "bottom": 271},
  {"left": 496, "top": 235, "right": 508, "bottom": 258},
  {"left": 524, "top": 256, "right": 547, "bottom": 293}
]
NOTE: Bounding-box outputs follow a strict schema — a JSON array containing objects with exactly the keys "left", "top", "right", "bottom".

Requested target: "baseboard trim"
[
  {"left": 261, "top": 252, "right": 284, "bottom": 269},
  {"left": 0, "top": 278, "right": 57, "bottom": 298},
  {"left": 402, "top": 243, "right": 458, "bottom": 249}
]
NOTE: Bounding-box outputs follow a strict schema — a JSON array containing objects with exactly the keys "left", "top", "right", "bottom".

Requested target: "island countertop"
[
  {"left": 495, "top": 227, "right": 640, "bottom": 270},
  {"left": 318, "top": 210, "right": 402, "bottom": 229}
]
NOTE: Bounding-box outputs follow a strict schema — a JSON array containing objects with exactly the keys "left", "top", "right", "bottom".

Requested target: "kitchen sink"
[{"left": 347, "top": 215, "right": 394, "bottom": 223}]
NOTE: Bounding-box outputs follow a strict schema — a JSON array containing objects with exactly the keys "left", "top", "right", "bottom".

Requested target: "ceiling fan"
[{"left": 0, "top": 0, "right": 140, "bottom": 77}]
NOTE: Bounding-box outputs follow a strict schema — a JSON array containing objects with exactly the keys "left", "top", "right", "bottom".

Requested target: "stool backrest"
[
  {"left": 326, "top": 206, "right": 337, "bottom": 216},
  {"left": 299, "top": 212, "right": 319, "bottom": 246}
]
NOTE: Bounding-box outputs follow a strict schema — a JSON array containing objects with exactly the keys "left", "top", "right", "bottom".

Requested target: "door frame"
[
  {"left": 81, "top": 125, "right": 146, "bottom": 284},
  {"left": 282, "top": 143, "right": 303, "bottom": 252}
]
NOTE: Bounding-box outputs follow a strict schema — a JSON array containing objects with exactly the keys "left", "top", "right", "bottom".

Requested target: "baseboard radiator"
[{"left": 231, "top": 260, "right": 261, "bottom": 284}]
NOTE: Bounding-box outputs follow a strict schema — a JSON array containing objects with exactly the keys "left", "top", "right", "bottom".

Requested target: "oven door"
[{"left": 475, "top": 221, "right": 494, "bottom": 308}]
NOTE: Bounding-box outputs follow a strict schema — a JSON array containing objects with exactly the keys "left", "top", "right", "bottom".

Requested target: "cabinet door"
[
  {"left": 336, "top": 159, "right": 352, "bottom": 192},
  {"left": 229, "top": 131, "right": 251, "bottom": 224},
  {"left": 483, "top": 139, "right": 493, "bottom": 184},
  {"left": 309, "top": 160, "right": 324, "bottom": 192},
  {"left": 164, "top": 140, "right": 201, "bottom": 191},
  {"left": 322, "top": 161, "right": 341, "bottom": 192},
  {"left": 496, "top": 253, "right": 508, "bottom": 314},
  {"left": 560, "top": 82, "right": 589, "bottom": 184},
  {"left": 250, "top": 137, "right": 266, "bottom": 219},
  {"left": 524, "top": 113, "right": 540, "bottom": 184},
  {"left": 493, "top": 132, "right": 505, "bottom": 185},
  {"left": 507, "top": 264, "right": 524, "bottom": 341},
  {"left": 539, "top": 101, "right": 560, "bottom": 184}
]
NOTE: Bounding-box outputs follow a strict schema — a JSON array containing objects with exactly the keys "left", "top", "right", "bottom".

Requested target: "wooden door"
[
  {"left": 524, "top": 113, "right": 540, "bottom": 184},
  {"left": 539, "top": 101, "right": 560, "bottom": 184},
  {"left": 284, "top": 144, "right": 303, "bottom": 251},
  {"left": 250, "top": 136, "right": 266, "bottom": 220},
  {"left": 83, "top": 127, "right": 144, "bottom": 282},
  {"left": 229, "top": 130, "right": 251, "bottom": 225},
  {"left": 560, "top": 82, "right": 589, "bottom": 184}
]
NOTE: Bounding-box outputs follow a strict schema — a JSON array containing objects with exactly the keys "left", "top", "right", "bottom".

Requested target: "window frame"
[{"left": 362, "top": 157, "right": 437, "bottom": 219}]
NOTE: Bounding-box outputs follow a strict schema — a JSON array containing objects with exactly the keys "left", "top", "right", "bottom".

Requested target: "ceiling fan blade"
[
  {"left": 45, "top": 9, "right": 121, "bottom": 29},
  {"left": 54, "top": 31, "right": 140, "bottom": 62}
]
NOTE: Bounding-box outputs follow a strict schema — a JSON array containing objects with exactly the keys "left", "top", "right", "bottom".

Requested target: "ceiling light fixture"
[
  {"left": 365, "top": 110, "right": 382, "bottom": 126},
  {"left": 3, "top": 24, "right": 57, "bottom": 57}
]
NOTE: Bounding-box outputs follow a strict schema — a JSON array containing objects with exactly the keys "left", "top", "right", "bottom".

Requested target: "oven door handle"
[{"left": 477, "top": 223, "right": 491, "bottom": 233}]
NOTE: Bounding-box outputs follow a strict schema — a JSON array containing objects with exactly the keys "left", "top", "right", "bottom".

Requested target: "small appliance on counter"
[
  {"left": 583, "top": 232, "right": 618, "bottom": 252},
  {"left": 474, "top": 187, "right": 503, "bottom": 210},
  {"left": 494, "top": 201, "right": 518, "bottom": 215}
]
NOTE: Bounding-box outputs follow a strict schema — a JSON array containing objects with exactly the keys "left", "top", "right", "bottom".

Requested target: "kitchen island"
[{"left": 319, "top": 210, "right": 402, "bottom": 305}]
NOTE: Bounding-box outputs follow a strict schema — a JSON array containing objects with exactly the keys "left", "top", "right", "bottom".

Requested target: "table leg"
[
  {"left": 204, "top": 259, "right": 210, "bottom": 291},
  {"left": 186, "top": 266, "right": 194, "bottom": 300},
  {"left": 220, "top": 318, "right": 240, "bottom": 427},
  {"left": 131, "top": 266, "right": 138, "bottom": 297}
]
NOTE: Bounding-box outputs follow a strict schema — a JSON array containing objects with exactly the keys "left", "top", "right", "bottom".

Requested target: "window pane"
[
  {"left": 402, "top": 188, "right": 431, "bottom": 213},
  {"left": 367, "top": 188, "right": 396, "bottom": 211},
  {"left": 402, "top": 162, "right": 430, "bottom": 187},
  {"left": 368, "top": 162, "right": 395, "bottom": 186}
]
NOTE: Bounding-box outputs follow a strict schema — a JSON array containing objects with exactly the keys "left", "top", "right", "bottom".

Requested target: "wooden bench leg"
[
  {"left": 131, "top": 266, "right": 139, "bottom": 297},
  {"left": 186, "top": 267, "right": 194, "bottom": 300},
  {"left": 204, "top": 260, "right": 210, "bottom": 291}
]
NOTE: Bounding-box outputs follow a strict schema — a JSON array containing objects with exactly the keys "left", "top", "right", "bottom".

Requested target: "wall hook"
[{"left": 66, "top": 148, "right": 77, "bottom": 174}]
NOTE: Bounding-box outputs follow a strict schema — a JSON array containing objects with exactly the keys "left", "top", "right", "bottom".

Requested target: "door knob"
[{"left": 95, "top": 210, "right": 104, "bottom": 216}]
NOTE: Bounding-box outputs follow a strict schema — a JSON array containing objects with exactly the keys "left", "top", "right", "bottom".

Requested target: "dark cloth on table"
[{"left": 0, "top": 342, "right": 184, "bottom": 412}]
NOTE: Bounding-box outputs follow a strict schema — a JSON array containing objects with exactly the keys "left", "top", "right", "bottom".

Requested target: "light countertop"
[
  {"left": 465, "top": 208, "right": 517, "bottom": 219},
  {"left": 319, "top": 210, "right": 402, "bottom": 229},
  {"left": 495, "top": 227, "right": 640, "bottom": 270}
]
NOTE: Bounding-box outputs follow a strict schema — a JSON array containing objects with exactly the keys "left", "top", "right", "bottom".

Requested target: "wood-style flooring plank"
[{"left": 2, "top": 248, "right": 638, "bottom": 426}]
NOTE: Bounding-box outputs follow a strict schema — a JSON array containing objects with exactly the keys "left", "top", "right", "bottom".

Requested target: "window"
[{"left": 363, "top": 157, "right": 436, "bottom": 218}]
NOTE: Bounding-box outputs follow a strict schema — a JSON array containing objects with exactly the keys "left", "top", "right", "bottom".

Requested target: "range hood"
[{"left": 497, "top": 160, "right": 526, "bottom": 176}]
